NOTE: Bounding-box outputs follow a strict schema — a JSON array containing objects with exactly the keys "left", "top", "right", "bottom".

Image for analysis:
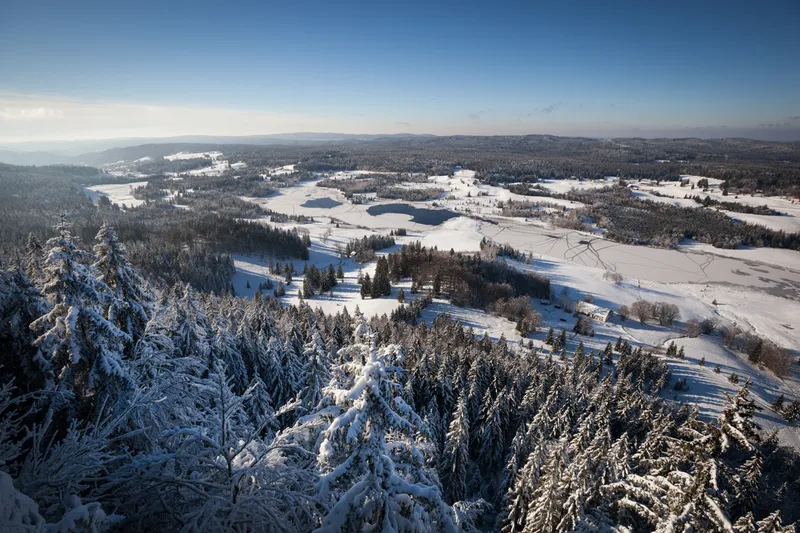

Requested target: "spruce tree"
[
  {"left": 314, "top": 338, "right": 457, "bottom": 531},
  {"left": 441, "top": 394, "right": 470, "bottom": 504},
  {"left": 93, "top": 224, "right": 154, "bottom": 340},
  {"left": 360, "top": 273, "right": 372, "bottom": 299},
  {"left": 25, "top": 233, "right": 44, "bottom": 282},
  {"left": 30, "top": 217, "right": 134, "bottom": 413},
  {"left": 371, "top": 256, "right": 391, "bottom": 298}
]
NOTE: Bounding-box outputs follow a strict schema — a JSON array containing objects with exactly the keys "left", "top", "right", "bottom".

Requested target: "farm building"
[{"left": 575, "top": 301, "right": 613, "bottom": 322}]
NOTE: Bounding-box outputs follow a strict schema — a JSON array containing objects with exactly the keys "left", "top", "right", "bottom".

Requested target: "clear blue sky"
[{"left": 2, "top": 0, "right": 799, "bottom": 141}]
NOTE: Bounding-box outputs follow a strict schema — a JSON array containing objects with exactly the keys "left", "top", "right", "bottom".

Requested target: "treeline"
[
  {"left": 345, "top": 233, "right": 396, "bottom": 262},
  {"left": 713, "top": 167, "right": 800, "bottom": 197},
  {"left": 1, "top": 166, "right": 309, "bottom": 285},
  {"left": 1, "top": 224, "right": 798, "bottom": 531},
  {"left": 687, "top": 194, "right": 780, "bottom": 215},
  {"left": 377, "top": 186, "right": 444, "bottom": 201},
  {"left": 127, "top": 240, "right": 236, "bottom": 293},
  {"left": 566, "top": 186, "right": 800, "bottom": 249},
  {"left": 316, "top": 172, "right": 443, "bottom": 202}
]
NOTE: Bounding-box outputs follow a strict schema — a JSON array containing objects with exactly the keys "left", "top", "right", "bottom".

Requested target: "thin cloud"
[{"left": 0, "top": 107, "right": 64, "bottom": 121}]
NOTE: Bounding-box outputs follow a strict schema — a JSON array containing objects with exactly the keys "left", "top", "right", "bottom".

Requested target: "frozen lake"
[{"left": 366, "top": 203, "right": 459, "bottom": 225}]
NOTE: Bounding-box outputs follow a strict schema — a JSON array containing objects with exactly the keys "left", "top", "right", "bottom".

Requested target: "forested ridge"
[
  {"left": 12, "top": 135, "right": 798, "bottom": 196},
  {"left": 0, "top": 219, "right": 798, "bottom": 532}
]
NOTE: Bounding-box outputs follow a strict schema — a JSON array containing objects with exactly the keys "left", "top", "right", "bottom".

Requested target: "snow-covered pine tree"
[
  {"left": 478, "top": 391, "right": 506, "bottom": 473},
  {"left": 172, "top": 284, "right": 210, "bottom": 361},
  {"left": 522, "top": 439, "right": 569, "bottom": 533},
  {"left": 244, "top": 376, "right": 279, "bottom": 440},
  {"left": 755, "top": 511, "right": 796, "bottom": 533},
  {"left": 25, "top": 233, "right": 44, "bottom": 282},
  {"left": 293, "top": 330, "right": 333, "bottom": 416},
  {"left": 93, "top": 223, "right": 154, "bottom": 340},
  {"left": 210, "top": 311, "right": 249, "bottom": 394},
  {"left": 314, "top": 336, "right": 457, "bottom": 532},
  {"left": 118, "top": 359, "right": 315, "bottom": 530},
  {"left": 30, "top": 217, "right": 134, "bottom": 413},
  {"left": 721, "top": 380, "right": 762, "bottom": 452},
  {"left": 440, "top": 394, "right": 470, "bottom": 504}
]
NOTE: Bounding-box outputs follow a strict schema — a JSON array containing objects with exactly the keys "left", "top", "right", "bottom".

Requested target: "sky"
[{"left": 1, "top": 0, "right": 799, "bottom": 143}]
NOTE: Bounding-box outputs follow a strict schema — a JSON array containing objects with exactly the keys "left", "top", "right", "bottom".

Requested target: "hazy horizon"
[{"left": 2, "top": 0, "right": 799, "bottom": 143}]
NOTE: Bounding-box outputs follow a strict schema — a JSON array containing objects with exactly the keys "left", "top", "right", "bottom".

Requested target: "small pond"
[{"left": 366, "top": 203, "right": 459, "bottom": 225}]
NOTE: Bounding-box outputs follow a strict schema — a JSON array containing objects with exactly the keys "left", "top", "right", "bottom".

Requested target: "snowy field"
[
  {"left": 163, "top": 151, "right": 223, "bottom": 161},
  {"left": 84, "top": 181, "right": 148, "bottom": 208},
  {"left": 88, "top": 168, "right": 800, "bottom": 448}
]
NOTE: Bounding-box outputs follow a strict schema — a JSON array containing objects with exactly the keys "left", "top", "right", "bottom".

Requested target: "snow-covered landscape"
[
  {"left": 78, "top": 163, "right": 800, "bottom": 454},
  {"left": 5, "top": 2, "right": 800, "bottom": 527},
  {"left": 7, "top": 141, "right": 800, "bottom": 531},
  {"left": 165, "top": 167, "right": 800, "bottom": 450}
]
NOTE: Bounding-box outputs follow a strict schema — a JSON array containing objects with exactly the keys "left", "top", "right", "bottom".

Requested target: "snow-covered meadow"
[{"left": 84, "top": 181, "right": 149, "bottom": 207}]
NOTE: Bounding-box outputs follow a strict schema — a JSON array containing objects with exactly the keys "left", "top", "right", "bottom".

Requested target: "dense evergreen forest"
[{"left": 1, "top": 219, "right": 798, "bottom": 532}]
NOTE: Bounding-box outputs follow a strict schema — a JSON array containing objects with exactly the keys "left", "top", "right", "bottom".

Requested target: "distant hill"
[
  {"left": 0, "top": 133, "right": 436, "bottom": 165},
  {"left": 1, "top": 133, "right": 798, "bottom": 167}
]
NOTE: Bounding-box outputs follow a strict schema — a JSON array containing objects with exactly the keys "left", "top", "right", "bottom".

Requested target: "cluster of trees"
[
  {"left": 480, "top": 239, "right": 536, "bottom": 264},
  {"left": 484, "top": 296, "right": 540, "bottom": 336},
  {"left": 665, "top": 341, "right": 687, "bottom": 359},
  {"left": 379, "top": 242, "right": 549, "bottom": 333},
  {"left": 389, "top": 242, "right": 550, "bottom": 307},
  {"left": 771, "top": 395, "right": 800, "bottom": 423},
  {"left": 722, "top": 326, "right": 795, "bottom": 379},
  {"left": 358, "top": 257, "right": 392, "bottom": 299},
  {"left": 687, "top": 194, "right": 780, "bottom": 215},
  {"left": 684, "top": 318, "right": 795, "bottom": 379},
  {"left": 619, "top": 299, "right": 682, "bottom": 326},
  {"left": 378, "top": 186, "right": 444, "bottom": 201},
  {"left": 302, "top": 263, "right": 343, "bottom": 298},
  {"left": 0, "top": 219, "right": 799, "bottom": 532},
  {"left": 126, "top": 240, "right": 236, "bottom": 293},
  {"left": 343, "top": 234, "right": 396, "bottom": 263},
  {"left": 544, "top": 326, "right": 568, "bottom": 352}
]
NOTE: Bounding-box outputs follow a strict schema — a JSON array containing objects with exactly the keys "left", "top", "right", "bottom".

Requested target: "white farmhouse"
[{"left": 575, "top": 301, "right": 613, "bottom": 322}]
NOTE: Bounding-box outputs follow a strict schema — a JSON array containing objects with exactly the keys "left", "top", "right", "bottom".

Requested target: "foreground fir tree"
[
  {"left": 117, "top": 359, "right": 315, "bottom": 531},
  {"left": 30, "top": 217, "right": 134, "bottom": 413},
  {"left": 313, "top": 335, "right": 457, "bottom": 532}
]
